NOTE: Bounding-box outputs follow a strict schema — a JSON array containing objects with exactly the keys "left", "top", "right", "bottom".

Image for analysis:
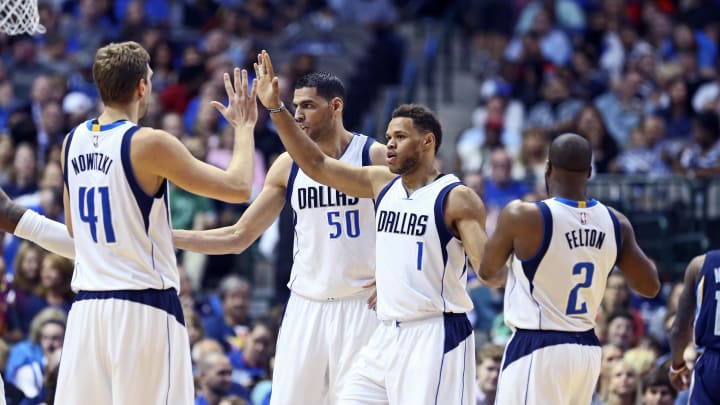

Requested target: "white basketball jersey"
[
  {"left": 374, "top": 173, "right": 472, "bottom": 321},
  {"left": 504, "top": 197, "right": 621, "bottom": 331},
  {"left": 64, "top": 120, "right": 178, "bottom": 292},
  {"left": 286, "top": 134, "right": 376, "bottom": 300}
]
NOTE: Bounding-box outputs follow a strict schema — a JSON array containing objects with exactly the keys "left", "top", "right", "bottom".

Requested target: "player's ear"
[
  {"left": 423, "top": 132, "right": 435, "bottom": 150},
  {"left": 331, "top": 97, "right": 343, "bottom": 112}
]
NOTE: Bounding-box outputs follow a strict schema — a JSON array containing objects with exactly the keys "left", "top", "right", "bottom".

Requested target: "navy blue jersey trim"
[
  {"left": 361, "top": 136, "right": 374, "bottom": 166},
  {"left": 62, "top": 128, "right": 77, "bottom": 188},
  {"left": 120, "top": 126, "right": 154, "bottom": 232},
  {"left": 435, "top": 182, "right": 462, "bottom": 311},
  {"left": 606, "top": 207, "right": 622, "bottom": 265},
  {"left": 443, "top": 312, "right": 472, "bottom": 353},
  {"left": 285, "top": 162, "right": 299, "bottom": 205},
  {"left": 521, "top": 202, "right": 553, "bottom": 292},
  {"left": 75, "top": 288, "right": 185, "bottom": 326},
  {"left": 374, "top": 176, "right": 401, "bottom": 210},
  {"left": 502, "top": 329, "right": 599, "bottom": 371}
]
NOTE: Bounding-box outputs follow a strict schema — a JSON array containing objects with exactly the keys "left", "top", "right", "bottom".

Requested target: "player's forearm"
[
  {"left": 270, "top": 109, "right": 327, "bottom": 176},
  {"left": 0, "top": 198, "right": 26, "bottom": 233},
  {"left": 173, "top": 226, "right": 250, "bottom": 255},
  {"left": 225, "top": 124, "right": 256, "bottom": 202},
  {"left": 668, "top": 323, "right": 692, "bottom": 366},
  {"left": 14, "top": 210, "right": 75, "bottom": 259}
]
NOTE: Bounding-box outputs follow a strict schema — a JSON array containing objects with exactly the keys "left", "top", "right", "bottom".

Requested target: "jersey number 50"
[
  {"left": 566, "top": 262, "right": 594, "bottom": 315},
  {"left": 79, "top": 186, "right": 116, "bottom": 244},
  {"left": 327, "top": 210, "right": 360, "bottom": 239}
]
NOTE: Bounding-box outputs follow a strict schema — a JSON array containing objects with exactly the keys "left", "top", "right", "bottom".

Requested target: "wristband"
[
  {"left": 267, "top": 102, "right": 285, "bottom": 113},
  {"left": 669, "top": 362, "right": 687, "bottom": 374}
]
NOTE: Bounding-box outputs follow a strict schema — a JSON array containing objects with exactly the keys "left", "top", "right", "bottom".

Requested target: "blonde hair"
[
  {"left": 29, "top": 307, "right": 67, "bottom": 344},
  {"left": 93, "top": 41, "right": 150, "bottom": 104},
  {"left": 623, "top": 347, "right": 657, "bottom": 377}
]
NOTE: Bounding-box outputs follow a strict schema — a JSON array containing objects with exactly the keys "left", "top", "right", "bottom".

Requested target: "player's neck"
[
  {"left": 549, "top": 186, "right": 586, "bottom": 202},
  {"left": 98, "top": 104, "right": 138, "bottom": 125},
  {"left": 316, "top": 129, "right": 353, "bottom": 159},
  {"left": 401, "top": 163, "right": 440, "bottom": 195}
]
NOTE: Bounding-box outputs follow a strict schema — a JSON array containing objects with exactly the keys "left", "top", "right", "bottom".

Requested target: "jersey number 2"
[
  {"left": 566, "top": 262, "right": 594, "bottom": 315},
  {"left": 79, "top": 186, "right": 116, "bottom": 243}
]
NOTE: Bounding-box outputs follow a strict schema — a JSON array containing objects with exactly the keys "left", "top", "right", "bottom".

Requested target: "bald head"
[{"left": 549, "top": 133, "right": 592, "bottom": 172}]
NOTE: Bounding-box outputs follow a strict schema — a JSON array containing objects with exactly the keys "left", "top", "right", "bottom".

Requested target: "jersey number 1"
[
  {"left": 79, "top": 186, "right": 116, "bottom": 243},
  {"left": 566, "top": 262, "right": 594, "bottom": 315}
]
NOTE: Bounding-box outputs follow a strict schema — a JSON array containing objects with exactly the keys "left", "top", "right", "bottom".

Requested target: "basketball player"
[
  {"left": 668, "top": 251, "right": 720, "bottom": 404},
  {"left": 173, "top": 71, "right": 387, "bottom": 404},
  {"left": 56, "top": 41, "right": 258, "bottom": 404},
  {"left": 253, "top": 50, "right": 489, "bottom": 404},
  {"left": 478, "top": 133, "right": 660, "bottom": 404}
]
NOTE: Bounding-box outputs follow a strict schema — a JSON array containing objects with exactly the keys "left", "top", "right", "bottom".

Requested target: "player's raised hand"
[
  {"left": 363, "top": 279, "right": 377, "bottom": 311},
  {"left": 211, "top": 67, "right": 258, "bottom": 128},
  {"left": 253, "top": 50, "right": 282, "bottom": 110}
]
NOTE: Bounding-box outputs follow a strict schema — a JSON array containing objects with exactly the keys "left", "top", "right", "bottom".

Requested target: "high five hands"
[
  {"left": 253, "top": 50, "right": 283, "bottom": 110},
  {"left": 211, "top": 67, "right": 258, "bottom": 128}
]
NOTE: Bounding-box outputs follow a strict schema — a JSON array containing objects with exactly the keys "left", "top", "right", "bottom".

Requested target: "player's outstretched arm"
[
  {"left": 479, "top": 201, "right": 529, "bottom": 288},
  {"left": 444, "top": 185, "right": 492, "bottom": 281},
  {"left": 138, "top": 68, "right": 257, "bottom": 203},
  {"left": 173, "top": 154, "right": 290, "bottom": 254},
  {"left": 254, "top": 51, "right": 394, "bottom": 199},
  {"left": 668, "top": 254, "right": 703, "bottom": 391},
  {"left": 0, "top": 187, "right": 75, "bottom": 259},
  {"left": 611, "top": 208, "right": 661, "bottom": 297}
]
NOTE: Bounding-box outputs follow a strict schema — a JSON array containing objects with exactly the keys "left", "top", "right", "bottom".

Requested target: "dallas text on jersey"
[
  {"left": 296, "top": 185, "right": 359, "bottom": 209},
  {"left": 70, "top": 152, "right": 114, "bottom": 175},
  {"left": 376, "top": 210, "right": 428, "bottom": 236},
  {"left": 564, "top": 228, "right": 606, "bottom": 250}
]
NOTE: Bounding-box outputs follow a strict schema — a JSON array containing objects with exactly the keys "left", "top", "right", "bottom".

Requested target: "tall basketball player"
[
  {"left": 57, "top": 41, "right": 257, "bottom": 404},
  {"left": 174, "top": 71, "right": 387, "bottom": 404}
]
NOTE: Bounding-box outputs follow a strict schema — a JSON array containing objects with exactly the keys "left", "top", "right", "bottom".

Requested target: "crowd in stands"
[{"left": 0, "top": 0, "right": 716, "bottom": 404}]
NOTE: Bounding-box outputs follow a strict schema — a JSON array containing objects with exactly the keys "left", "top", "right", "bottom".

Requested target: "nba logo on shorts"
[
  {"left": 580, "top": 212, "right": 588, "bottom": 225},
  {"left": 93, "top": 135, "right": 99, "bottom": 148}
]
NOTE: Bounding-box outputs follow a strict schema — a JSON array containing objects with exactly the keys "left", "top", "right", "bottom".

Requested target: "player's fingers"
[
  {"left": 234, "top": 67, "right": 242, "bottom": 97},
  {"left": 222, "top": 72, "right": 234, "bottom": 98},
  {"left": 272, "top": 76, "right": 279, "bottom": 93},
  {"left": 240, "top": 69, "right": 248, "bottom": 98},
  {"left": 253, "top": 62, "right": 260, "bottom": 78},
  {"left": 250, "top": 78, "right": 257, "bottom": 99},
  {"left": 209, "top": 101, "right": 226, "bottom": 115},
  {"left": 263, "top": 50, "right": 275, "bottom": 78},
  {"left": 362, "top": 280, "right": 376, "bottom": 288}
]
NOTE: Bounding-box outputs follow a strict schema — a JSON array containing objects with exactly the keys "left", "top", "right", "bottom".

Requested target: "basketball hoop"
[{"left": 0, "top": 0, "right": 46, "bottom": 36}]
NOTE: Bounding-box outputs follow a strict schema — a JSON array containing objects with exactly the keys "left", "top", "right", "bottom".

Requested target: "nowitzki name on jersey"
[
  {"left": 296, "top": 185, "right": 359, "bottom": 209},
  {"left": 69, "top": 152, "right": 114, "bottom": 175},
  {"left": 565, "top": 227, "right": 606, "bottom": 250}
]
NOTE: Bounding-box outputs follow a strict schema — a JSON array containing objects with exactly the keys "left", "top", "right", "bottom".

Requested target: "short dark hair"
[
  {"left": 694, "top": 110, "right": 720, "bottom": 140},
  {"left": 642, "top": 367, "right": 677, "bottom": 398},
  {"left": 391, "top": 104, "right": 443, "bottom": 153},
  {"left": 294, "top": 72, "right": 345, "bottom": 102}
]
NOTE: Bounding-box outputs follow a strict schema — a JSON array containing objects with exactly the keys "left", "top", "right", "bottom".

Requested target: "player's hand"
[
  {"left": 211, "top": 68, "right": 258, "bottom": 128},
  {"left": 253, "top": 50, "right": 282, "bottom": 110},
  {"left": 668, "top": 363, "right": 691, "bottom": 391},
  {"left": 363, "top": 279, "right": 377, "bottom": 311}
]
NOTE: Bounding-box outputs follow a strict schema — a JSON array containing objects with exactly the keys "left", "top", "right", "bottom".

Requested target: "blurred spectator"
[
  {"left": 505, "top": 6, "right": 572, "bottom": 67},
  {"left": 676, "top": 110, "right": 720, "bottom": 178},
  {"left": 594, "top": 70, "right": 645, "bottom": 145},
  {"left": 594, "top": 344, "right": 624, "bottom": 405},
  {"left": 483, "top": 148, "right": 530, "bottom": 211},
  {"left": 202, "top": 275, "right": 252, "bottom": 350},
  {"left": 196, "top": 352, "right": 251, "bottom": 405},
  {"left": 4, "top": 142, "right": 39, "bottom": 199},
  {"left": 228, "top": 318, "right": 274, "bottom": 391},
  {"left": 597, "top": 272, "right": 646, "bottom": 347},
  {"left": 6, "top": 35, "right": 52, "bottom": 103},
  {"left": 653, "top": 77, "right": 694, "bottom": 139},
  {"left": 514, "top": 127, "right": 549, "bottom": 188},
  {"left": 475, "top": 343, "right": 503, "bottom": 405},
  {"left": 575, "top": 104, "right": 620, "bottom": 174},
  {"left": 524, "top": 74, "right": 583, "bottom": 136},
  {"left": 640, "top": 367, "right": 676, "bottom": 405},
  {"left": 6, "top": 242, "right": 47, "bottom": 341},
  {"left": 5, "top": 307, "right": 65, "bottom": 400},
  {"left": 456, "top": 96, "right": 521, "bottom": 174},
  {"left": 604, "top": 360, "right": 641, "bottom": 405},
  {"left": 38, "top": 253, "right": 74, "bottom": 313}
]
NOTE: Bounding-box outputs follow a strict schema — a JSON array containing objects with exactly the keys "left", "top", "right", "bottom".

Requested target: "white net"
[{"left": 0, "top": 0, "right": 46, "bottom": 36}]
